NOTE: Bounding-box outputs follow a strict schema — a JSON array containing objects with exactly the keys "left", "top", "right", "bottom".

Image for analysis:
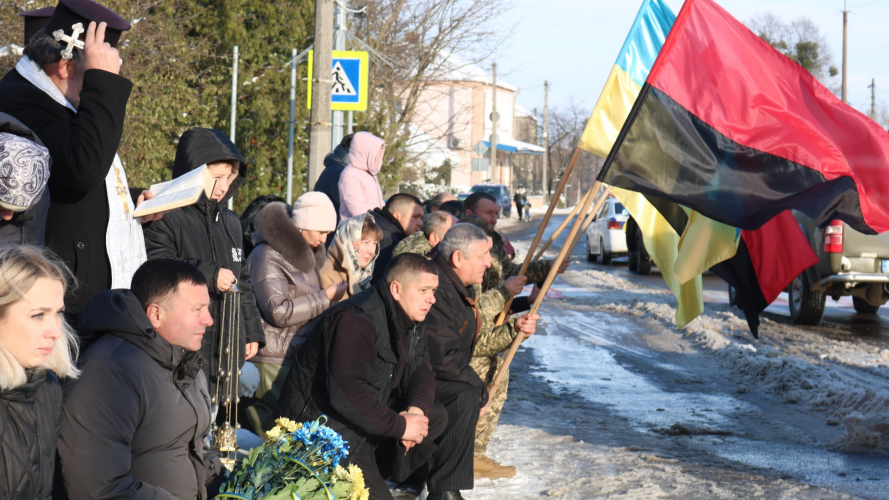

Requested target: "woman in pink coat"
[{"left": 338, "top": 131, "right": 386, "bottom": 220}]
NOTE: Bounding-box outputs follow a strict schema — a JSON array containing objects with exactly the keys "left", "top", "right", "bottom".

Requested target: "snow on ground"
[{"left": 556, "top": 267, "right": 889, "bottom": 452}]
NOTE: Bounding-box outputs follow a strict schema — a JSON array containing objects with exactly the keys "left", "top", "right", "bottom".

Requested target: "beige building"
[{"left": 408, "top": 56, "right": 543, "bottom": 190}]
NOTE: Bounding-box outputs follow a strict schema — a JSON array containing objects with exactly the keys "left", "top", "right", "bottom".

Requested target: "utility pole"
[
  {"left": 331, "top": 1, "right": 346, "bottom": 146},
  {"left": 870, "top": 78, "right": 876, "bottom": 119},
  {"left": 307, "top": 0, "right": 335, "bottom": 191},
  {"left": 228, "top": 45, "right": 238, "bottom": 211},
  {"left": 542, "top": 80, "right": 550, "bottom": 203},
  {"left": 490, "top": 62, "right": 499, "bottom": 184},
  {"left": 287, "top": 48, "right": 297, "bottom": 204},
  {"left": 842, "top": 1, "right": 849, "bottom": 103}
]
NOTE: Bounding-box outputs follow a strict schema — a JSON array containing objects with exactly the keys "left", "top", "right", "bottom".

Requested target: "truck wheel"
[
  {"left": 601, "top": 238, "right": 613, "bottom": 266},
  {"left": 634, "top": 230, "right": 652, "bottom": 275},
  {"left": 628, "top": 251, "right": 638, "bottom": 272},
  {"left": 853, "top": 297, "right": 880, "bottom": 314},
  {"left": 789, "top": 271, "right": 826, "bottom": 325},
  {"left": 728, "top": 284, "right": 738, "bottom": 306}
]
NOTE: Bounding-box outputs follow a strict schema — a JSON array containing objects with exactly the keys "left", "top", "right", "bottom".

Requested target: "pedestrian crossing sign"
[{"left": 307, "top": 50, "right": 369, "bottom": 111}]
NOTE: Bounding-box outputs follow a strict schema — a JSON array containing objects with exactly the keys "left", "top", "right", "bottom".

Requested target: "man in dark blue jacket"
[{"left": 314, "top": 134, "right": 354, "bottom": 220}]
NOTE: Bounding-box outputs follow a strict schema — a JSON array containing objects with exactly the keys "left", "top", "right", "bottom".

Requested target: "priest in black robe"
[{"left": 0, "top": 0, "right": 162, "bottom": 316}]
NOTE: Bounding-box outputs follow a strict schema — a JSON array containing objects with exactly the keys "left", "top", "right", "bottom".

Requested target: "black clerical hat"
[
  {"left": 18, "top": 7, "right": 55, "bottom": 46},
  {"left": 44, "top": 0, "right": 130, "bottom": 49}
]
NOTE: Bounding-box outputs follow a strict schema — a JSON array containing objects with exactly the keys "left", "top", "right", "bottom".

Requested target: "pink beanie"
[{"left": 292, "top": 192, "right": 336, "bottom": 232}]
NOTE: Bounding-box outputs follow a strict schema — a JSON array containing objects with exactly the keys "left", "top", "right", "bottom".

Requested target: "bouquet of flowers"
[{"left": 215, "top": 417, "right": 370, "bottom": 500}]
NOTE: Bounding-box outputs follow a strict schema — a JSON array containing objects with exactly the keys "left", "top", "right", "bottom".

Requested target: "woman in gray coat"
[{"left": 245, "top": 193, "right": 346, "bottom": 436}]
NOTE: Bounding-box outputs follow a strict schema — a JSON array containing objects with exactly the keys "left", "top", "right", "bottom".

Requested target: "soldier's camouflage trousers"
[{"left": 470, "top": 354, "right": 508, "bottom": 457}]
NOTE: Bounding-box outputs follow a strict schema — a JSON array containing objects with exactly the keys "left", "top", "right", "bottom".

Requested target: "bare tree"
[
  {"left": 748, "top": 13, "right": 839, "bottom": 89},
  {"left": 538, "top": 98, "right": 597, "bottom": 206},
  {"left": 347, "top": 0, "right": 514, "bottom": 192}
]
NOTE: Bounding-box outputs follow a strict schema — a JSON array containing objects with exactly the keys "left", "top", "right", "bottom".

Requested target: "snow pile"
[{"left": 553, "top": 268, "right": 889, "bottom": 453}]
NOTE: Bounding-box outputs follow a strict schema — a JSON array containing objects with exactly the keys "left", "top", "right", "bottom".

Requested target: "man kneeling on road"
[
  {"left": 277, "top": 253, "right": 447, "bottom": 500},
  {"left": 58, "top": 259, "right": 221, "bottom": 499},
  {"left": 423, "top": 224, "right": 538, "bottom": 499}
]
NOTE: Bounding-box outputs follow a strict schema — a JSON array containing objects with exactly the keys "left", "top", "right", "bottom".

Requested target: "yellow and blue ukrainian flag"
[{"left": 577, "top": 0, "right": 738, "bottom": 327}]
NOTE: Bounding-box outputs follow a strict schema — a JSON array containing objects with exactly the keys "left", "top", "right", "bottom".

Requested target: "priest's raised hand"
[{"left": 83, "top": 21, "right": 120, "bottom": 75}]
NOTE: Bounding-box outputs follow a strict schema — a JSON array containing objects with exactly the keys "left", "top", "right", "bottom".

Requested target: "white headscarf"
[{"left": 335, "top": 213, "right": 380, "bottom": 289}]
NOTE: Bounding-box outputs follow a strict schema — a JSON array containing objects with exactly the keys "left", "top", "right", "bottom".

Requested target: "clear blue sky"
[{"left": 498, "top": 0, "right": 889, "bottom": 119}]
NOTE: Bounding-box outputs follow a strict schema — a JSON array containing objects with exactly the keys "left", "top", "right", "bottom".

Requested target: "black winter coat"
[
  {"left": 0, "top": 68, "right": 136, "bottom": 315},
  {"left": 370, "top": 207, "right": 408, "bottom": 283},
  {"left": 0, "top": 370, "right": 62, "bottom": 500},
  {"left": 0, "top": 112, "right": 50, "bottom": 246},
  {"left": 425, "top": 253, "right": 488, "bottom": 406},
  {"left": 58, "top": 290, "right": 220, "bottom": 500},
  {"left": 314, "top": 145, "right": 349, "bottom": 219},
  {"left": 277, "top": 279, "right": 435, "bottom": 448},
  {"left": 142, "top": 129, "right": 265, "bottom": 395}
]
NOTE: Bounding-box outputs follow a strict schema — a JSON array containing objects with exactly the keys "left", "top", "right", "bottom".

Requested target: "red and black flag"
[
  {"left": 711, "top": 211, "right": 818, "bottom": 337},
  {"left": 598, "top": 0, "right": 889, "bottom": 235}
]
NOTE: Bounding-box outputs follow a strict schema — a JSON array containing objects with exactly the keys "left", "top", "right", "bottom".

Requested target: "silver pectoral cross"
[{"left": 52, "top": 23, "right": 85, "bottom": 61}]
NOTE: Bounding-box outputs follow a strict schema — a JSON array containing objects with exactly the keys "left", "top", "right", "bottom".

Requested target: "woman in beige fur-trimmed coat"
[{"left": 244, "top": 193, "right": 346, "bottom": 436}]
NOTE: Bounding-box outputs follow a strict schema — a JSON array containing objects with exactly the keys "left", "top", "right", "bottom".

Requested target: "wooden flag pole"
[
  {"left": 532, "top": 187, "right": 594, "bottom": 260},
  {"left": 495, "top": 148, "right": 583, "bottom": 326},
  {"left": 489, "top": 180, "right": 601, "bottom": 396},
  {"left": 568, "top": 187, "right": 613, "bottom": 254}
]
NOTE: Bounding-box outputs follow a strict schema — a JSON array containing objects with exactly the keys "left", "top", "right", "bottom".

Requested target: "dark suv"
[{"left": 470, "top": 184, "right": 512, "bottom": 218}]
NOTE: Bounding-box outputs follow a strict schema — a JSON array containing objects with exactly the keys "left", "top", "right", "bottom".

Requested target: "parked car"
[
  {"left": 456, "top": 193, "right": 471, "bottom": 201},
  {"left": 470, "top": 184, "right": 512, "bottom": 218},
  {"left": 586, "top": 196, "right": 629, "bottom": 265},
  {"left": 785, "top": 212, "right": 889, "bottom": 325},
  {"left": 624, "top": 216, "right": 653, "bottom": 275}
]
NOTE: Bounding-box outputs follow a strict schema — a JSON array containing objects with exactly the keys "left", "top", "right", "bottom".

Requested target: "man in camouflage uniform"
[
  {"left": 461, "top": 195, "right": 570, "bottom": 479},
  {"left": 392, "top": 211, "right": 456, "bottom": 259}
]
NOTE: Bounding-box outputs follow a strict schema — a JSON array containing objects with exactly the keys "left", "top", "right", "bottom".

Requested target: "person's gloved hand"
[{"left": 240, "top": 361, "right": 261, "bottom": 398}]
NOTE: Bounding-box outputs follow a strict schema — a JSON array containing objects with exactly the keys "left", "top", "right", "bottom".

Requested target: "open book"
[{"left": 133, "top": 164, "right": 217, "bottom": 218}]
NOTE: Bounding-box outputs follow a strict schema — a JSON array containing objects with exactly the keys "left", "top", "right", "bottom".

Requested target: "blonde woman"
[{"left": 0, "top": 245, "right": 79, "bottom": 500}]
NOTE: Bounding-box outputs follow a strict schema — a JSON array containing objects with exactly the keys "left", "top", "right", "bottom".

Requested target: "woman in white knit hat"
[{"left": 244, "top": 192, "right": 346, "bottom": 437}]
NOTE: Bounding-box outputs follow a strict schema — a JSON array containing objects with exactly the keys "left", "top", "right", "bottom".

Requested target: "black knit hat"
[
  {"left": 44, "top": 0, "right": 130, "bottom": 49},
  {"left": 18, "top": 6, "right": 55, "bottom": 46}
]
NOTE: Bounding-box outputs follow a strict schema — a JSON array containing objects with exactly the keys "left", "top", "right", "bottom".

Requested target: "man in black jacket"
[
  {"left": 277, "top": 253, "right": 445, "bottom": 500},
  {"left": 0, "top": 2, "right": 163, "bottom": 316},
  {"left": 58, "top": 259, "right": 221, "bottom": 500},
  {"left": 314, "top": 134, "right": 354, "bottom": 220},
  {"left": 371, "top": 193, "right": 424, "bottom": 283},
  {"left": 142, "top": 128, "right": 265, "bottom": 400},
  {"left": 423, "top": 223, "right": 494, "bottom": 500}
]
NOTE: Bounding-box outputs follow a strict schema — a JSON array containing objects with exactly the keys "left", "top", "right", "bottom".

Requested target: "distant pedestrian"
[
  {"left": 513, "top": 186, "right": 527, "bottom": 222},
  {"left": 338, "top": 132, "right": 385, "bottom": 220}
]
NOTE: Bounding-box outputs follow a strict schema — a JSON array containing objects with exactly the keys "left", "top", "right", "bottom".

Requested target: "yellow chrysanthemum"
[
  {"left": 265, "top": 426, "right": 282, "bottom": 440},
  {"left": 274, "top": 417, "right": 300, "bottom": 433}
]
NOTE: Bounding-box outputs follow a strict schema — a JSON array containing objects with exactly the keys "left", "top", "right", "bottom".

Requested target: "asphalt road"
[{"left": 500, "top": 213, "right": 889, "bottom": 344}]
